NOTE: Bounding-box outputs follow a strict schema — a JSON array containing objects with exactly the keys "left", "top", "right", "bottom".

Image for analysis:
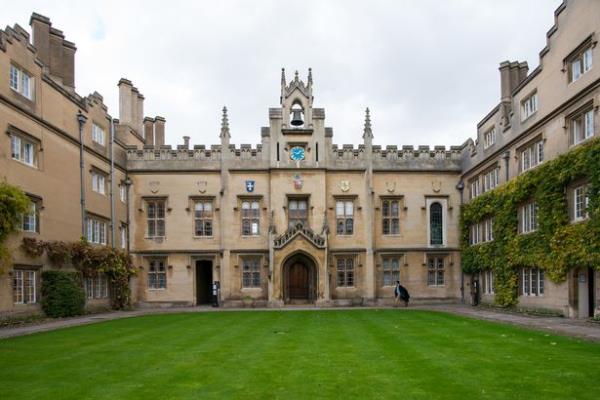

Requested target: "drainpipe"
[
  {"left": 456, "top": 180, "right": 465, "bottom": 304},
  {"left": 77, "top": 110, "right": 88, "bottom": 238},
  {"left": 125, "top": 176, "right": 132, "bottom": 253},
  {"left": 109, "top": 117, "right": 116, "bottom": 248},
  {"left": 502, "top": 151, "right": 510, "bottom": 182}
]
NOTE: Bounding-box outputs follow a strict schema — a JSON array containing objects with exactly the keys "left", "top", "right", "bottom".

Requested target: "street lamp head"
[{"left": 77, "top": 110, "right": 88, "bottom": 127}]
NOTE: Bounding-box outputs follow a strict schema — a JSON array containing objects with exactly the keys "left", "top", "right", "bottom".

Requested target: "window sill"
[
  {"left": 12, "top": 158, "right": 38, "bottom": 170},
  {"left": 427, "top": 285, "right": 445, "bottom": 288},
  {"left": 10, "top": 87, "right": 34, "bottom": 102},
  {"left": 571, "top": 135, "right": 595, "bottom": 148},
  {"left": 193, "top": 236, "right": 215, "bottom": 239},
  {"left": 521, "top": 112, "right": 538, "bottom": 123},
  {"left": 241, "top": 235, "right": 261, "bottom": 238},
  {"left": 148, "top": 288, "right": 167, "bottom": 291},
  {"left": 241, "top": 287, "right": 262, "bottom": 290}
]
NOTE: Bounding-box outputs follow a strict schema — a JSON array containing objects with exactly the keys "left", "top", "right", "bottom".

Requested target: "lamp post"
[{"left": 77, "top": 110, "right": 87, "bottom": 238}]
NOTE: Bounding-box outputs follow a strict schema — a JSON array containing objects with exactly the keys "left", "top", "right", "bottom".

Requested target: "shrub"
[
  {"left": 0, "top": 181, "right": 31, "bottom": 272},
  {"left": 40, "top": 271, "right": 85, "bottom": 318}
]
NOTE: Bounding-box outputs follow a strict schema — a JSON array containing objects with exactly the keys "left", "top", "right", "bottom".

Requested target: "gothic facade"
[{"left": 1, "top": 0, "right": 598, "bottom": 317}]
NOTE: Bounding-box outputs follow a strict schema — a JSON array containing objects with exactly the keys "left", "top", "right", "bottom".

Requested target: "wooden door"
[{"left": 289, "top": 263, "right": 309, "bottom": 299}]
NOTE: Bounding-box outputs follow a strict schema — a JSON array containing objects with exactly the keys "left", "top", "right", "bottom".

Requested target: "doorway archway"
[{"left": 282, "top": 252, "right": 317, "bottom": 304}]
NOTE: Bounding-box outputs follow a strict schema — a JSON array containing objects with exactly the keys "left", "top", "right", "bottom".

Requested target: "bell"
[{"left": 290, "top": 109, "right": 304, "bottom": 126}]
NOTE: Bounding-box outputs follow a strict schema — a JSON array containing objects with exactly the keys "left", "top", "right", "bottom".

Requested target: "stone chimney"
[
  {"left": 499, "top": 60, "right": 529, "bottom": 102},
  {"left": 30, "top": 13, "right": 50, "bottom": 68},
  {"left": 154, "top": 116, "right": 166, "bottom": 146},
  {"left": 183, "top": 136, "right": 190, "bottom": 149},
  {"left": 118, "top": 78, "right": 145, "bottom": 137},
  {"left": 118, "top": 78, "right": 133, "bottom": 126},
  {"left": 30, "top": 13, "right": 76, "bottom": 90},
  {"left": 143, "top": 117, "right": 155, "bottom": 146},
  {"left": 136, "top": 94, "right": 144, "bottom": 136},
  {"left": 62, "top": 40, "right": 76, "bottom": 89}
]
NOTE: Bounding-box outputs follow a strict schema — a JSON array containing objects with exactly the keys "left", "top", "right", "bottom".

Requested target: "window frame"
[
  {"left": 21, "top": 196, "right": 40, "bottom": 233},
  {"left": 91, "top": 170, "right": 107, "bottom": 195},
  {"left": 194, "top": 199, "right": 214, "bottom": 237},
  {"left": 573, "top": 185, "right": 589, "bottom": 222},
  {"left": 482, "top": 270, "right": 494, "bottom": 295},
  {"left": 521, "top": 268, "right": 544, "bottom": 297},
  {"left": 483, "top": 126, "right": 496, "bottom": 149},
  {"left": 86, "top": 215, "right": 108, "bottom": 245},
  {"left": 287, "top": 197, "right": 309, "bottom": 229},
  {"left": 520, "top": 91, "right": 538, "bottom": 121},
  {"left": 85, "top": 274, "right": 109, "bottom": 299},
  {"left": 10, "top": 133, "right": 38, "bottom": 168},
  {"left": 519, "top": 139, "right": 544, "bottom": 173},
  {"left": 520, "top": 201, "right": 538, "bottom": 234},
  {"left": 12, "top": 269, "right": 37, "bottom": 304},
  {"left": 335, "top": 198, "right": 355, "bottom": 236},
  {"left": 382, "top": 257, "right": 401, "bottom": 287},
  {"left": 336, "top": 256, "right": 355, "bottom": 287},
  {"left": 570, "top": 107, "right": 595, "bottom": 146},
  {"left": 146, "top": 198, "right": 166, "bottom": 238},
  {"left": 567, "top": 40, "right": 593, "bottom": 83},
  {"left": 428, "top": 200, "right": 445, "bottom": 247},
  {"left": 242, "top": 257, "right": 261, "bottom": 288},
  {"left": 91, "top": 122, "right": 106, "bottom": 146},
  {"left": 381, "top": 198, "right": 401, "bottom": 235},
  {"left": 9, "top": 64, "right": 34, "bottom": 100},
  {"left": 427, "top": 255, "right": 445, "bottom": 287},
  {"left": 147, "top": 258, "right": 167, "bottom": 290},
  {"left": 120, "top": 224, "right": 127, "bottom": 249}
]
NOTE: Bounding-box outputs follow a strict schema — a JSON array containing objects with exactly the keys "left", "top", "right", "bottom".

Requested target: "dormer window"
[
  {"left": 483, "top": 127, "right": 496, "bottom": 149},
  {"left": 521, "top": 91, "right": 538, "bottom": 121},
  {"left": 569, "top": 44, "right": 593, "bottom": 83},
  {"left": 92, "top": 123, "right": 105, "bottom": 146},
  {"left": 9, "top": 64, "right": 34, "bottom": 100}
]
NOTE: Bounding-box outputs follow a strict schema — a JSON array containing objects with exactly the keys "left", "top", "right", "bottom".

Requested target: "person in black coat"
[{"left": 394, "top": 281, "right": 410, "bottom": 307}]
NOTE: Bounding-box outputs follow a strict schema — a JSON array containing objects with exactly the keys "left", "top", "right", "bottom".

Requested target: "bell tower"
[
  {"left": 280, "top": 68, "right": 314, "bottom": 129},
  {"left": 266, "top": 68, "right": 329, "bottom": 168}
]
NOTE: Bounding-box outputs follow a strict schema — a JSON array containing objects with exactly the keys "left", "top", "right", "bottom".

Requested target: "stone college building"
[{"left": 1, "top": 0, "right": 598, "bottom": 317}]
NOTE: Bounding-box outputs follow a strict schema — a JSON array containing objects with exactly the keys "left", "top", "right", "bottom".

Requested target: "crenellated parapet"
[
  {"left": 126, "top": 142, "right": 270, "bottom": 171},
  {"left": 328, "top": 143, "right": 462, "bottom": 170}
]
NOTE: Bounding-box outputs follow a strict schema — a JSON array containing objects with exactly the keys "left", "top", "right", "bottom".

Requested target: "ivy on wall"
[
  {"left": 22, "top": 238, "right": 136, "bottom": 310},
  {"left": 0, "top": 181, "right": 31, "bottom": 273},
  {"left": 460, "top": 137, "right": 600, "bottom": 306}
]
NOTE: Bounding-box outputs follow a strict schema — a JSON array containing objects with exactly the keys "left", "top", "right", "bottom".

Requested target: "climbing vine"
[
  {"left": 460, "top": 137, "right": 600, "bottom": 306},
  {"left": 0, "top": 181, "right": 31, "bottom": 273},
  {"left": 21, "top": 238, "right": 136, "bottom": 310}
]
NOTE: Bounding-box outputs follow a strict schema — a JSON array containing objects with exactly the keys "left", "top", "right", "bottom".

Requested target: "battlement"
[{"left": 329, "top": 144, "right": 462, "bottom": 162}]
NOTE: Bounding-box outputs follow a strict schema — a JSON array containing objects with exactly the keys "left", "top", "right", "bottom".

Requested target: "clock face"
[{"left": 290, "top": 146, "right": 305, "bottom": 161}]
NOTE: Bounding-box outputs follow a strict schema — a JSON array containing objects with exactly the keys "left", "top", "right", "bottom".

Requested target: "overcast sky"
[{"left": 5, "top": 0, "right": 560, "bottom": 147}]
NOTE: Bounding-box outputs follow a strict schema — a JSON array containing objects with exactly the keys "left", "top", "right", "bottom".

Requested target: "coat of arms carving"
[
  {"left": 197, "top": 180, "right": 207, "bottom": 193},
  {"left": 149, "top": 181, "right": 160, "bottom": 194},
  {"left": 432, "top": 180, "right": 442, "bottom": 193},
  {"left": 340, "top": 180, "right": 350, "bottom": 192},
  {"left": 293, "top": 174, "right": 303, "bottom": 190},
  {"left": 386, "top": 181, "right": 396, "bottom": 193}
]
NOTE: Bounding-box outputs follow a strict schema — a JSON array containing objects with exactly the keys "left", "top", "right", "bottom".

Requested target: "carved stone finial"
[
  {"left": 294, "top": 70, "right": 299, "bottom": 82},
  {"left": 220, "top": 106, "right": 230, "bottom": 139},
  {"left": 363, "top": 107, "right": 373, "bottom": 140},
  {"left": 281, "top": 68, "right": 286, "bottom": 86},
  {"left": 308, "top": 68, "right": 313, "bottom": 86}
]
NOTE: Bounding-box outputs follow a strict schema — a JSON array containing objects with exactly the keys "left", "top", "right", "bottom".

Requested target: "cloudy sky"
[{"left": 5, "top": 0, "right": 560, "bottom": 147}]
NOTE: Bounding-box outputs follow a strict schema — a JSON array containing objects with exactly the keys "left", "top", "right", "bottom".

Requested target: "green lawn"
[{"left": 1, "top": 310, "right": 599, "bottom": 399}]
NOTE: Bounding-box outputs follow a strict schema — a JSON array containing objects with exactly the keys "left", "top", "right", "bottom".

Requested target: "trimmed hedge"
[{"left": 40, "top": 271, "right": 85, "bottom": 317}]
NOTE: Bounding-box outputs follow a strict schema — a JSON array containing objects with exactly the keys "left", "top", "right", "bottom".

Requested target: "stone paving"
[{"left": 1, "top": 303, "right": 599, "bottom": 342}]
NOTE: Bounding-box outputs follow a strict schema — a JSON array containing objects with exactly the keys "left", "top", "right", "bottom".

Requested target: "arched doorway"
[{"left": 282, "top": 252, "right": 317, "bottom": 304}]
